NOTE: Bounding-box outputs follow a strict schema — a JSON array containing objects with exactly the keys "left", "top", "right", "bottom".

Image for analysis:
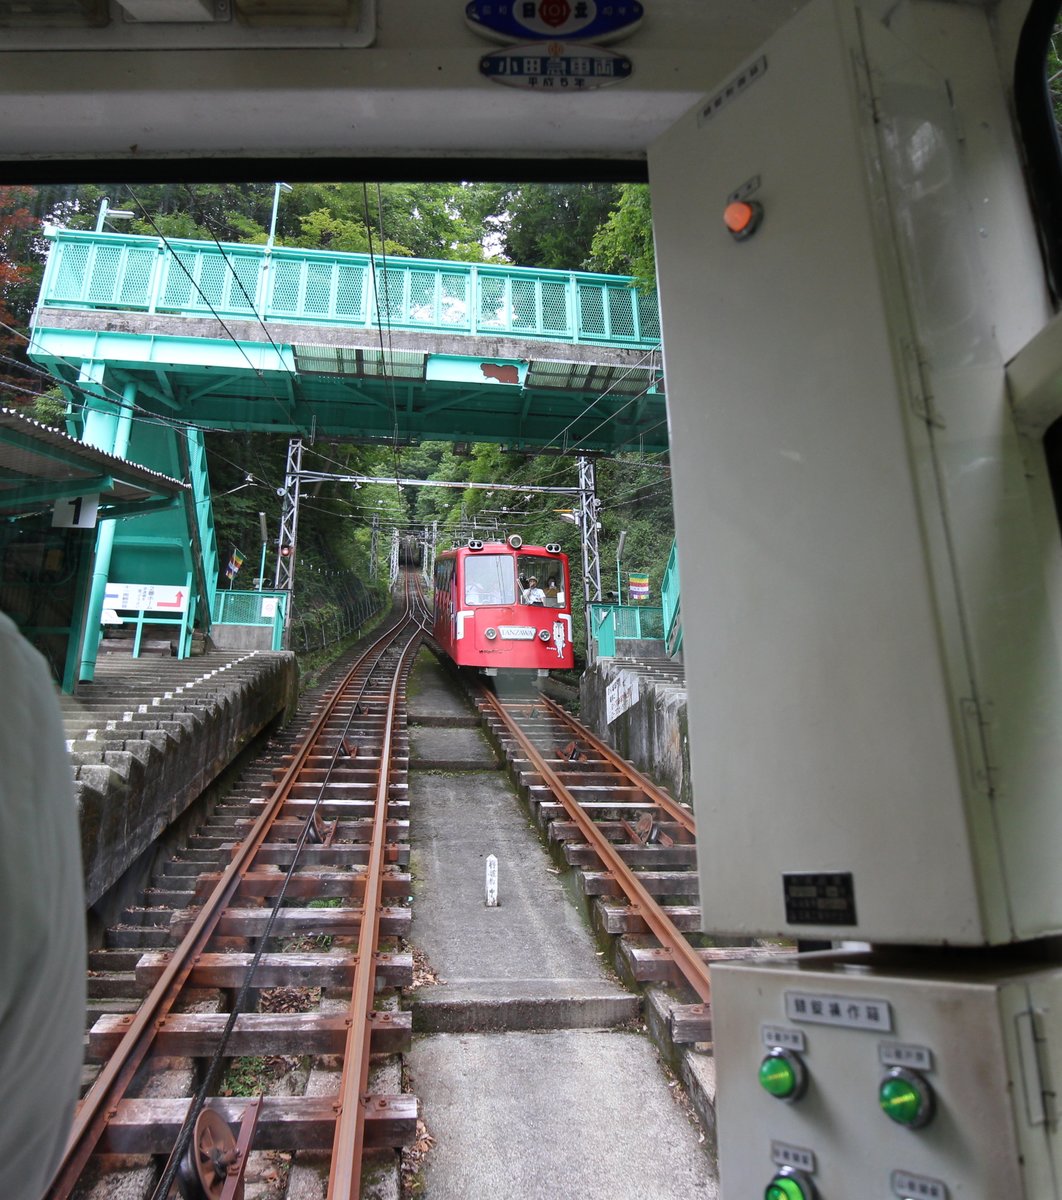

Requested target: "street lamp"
[
  {"left": 95, "top": 198, "right": 135, "bottom": 232},
  {"left": 266, "top": 182, "right": 293, "bottom": 250},
  {"left": 257, "top": 511, "right": 269, "bottom": 590},
  {"left": 616, "top": 529, "right": 627, "bottom": 605}
]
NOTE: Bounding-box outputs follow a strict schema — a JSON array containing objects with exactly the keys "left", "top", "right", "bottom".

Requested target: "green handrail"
[
  {"left": 212, "top": 590, "right": 288, "bottom": 651},
  {"left": 661, "top": 539, "right": 682, "bottom": 655},
  {"left": 38, "top": 227, "right": 662, "bottom": 349},
  {"left": 588, "top": 603, "right": 665, "bottom": 658}
]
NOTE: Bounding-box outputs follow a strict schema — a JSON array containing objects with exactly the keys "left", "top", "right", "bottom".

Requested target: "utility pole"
[
  {"left": 578, "top": 455, "right": 603, "bottom": 604},
  {"left": 274, "top": 438, "right": 303, "bottom": 643}
]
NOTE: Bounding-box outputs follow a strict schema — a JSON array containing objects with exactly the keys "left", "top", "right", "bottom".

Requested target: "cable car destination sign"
[
  {"left": 470, "top": 0, "right": 638, "bottom": 91},
  {"left": 466, "top": 0, "right": 643, "bottom": 43}
]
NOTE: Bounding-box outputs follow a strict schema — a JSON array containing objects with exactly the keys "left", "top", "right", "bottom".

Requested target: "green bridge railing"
[
  {"left": 661, "top": 539, "right": 683, "bottom": 655},
  {"left": 589, "top": 602, "right": 665, "bottom": 658},
  {"left": 212, "top": 590, "right": 287, "bottom": 650},
  {"left": 39, "top": 228, "right": 662, "bottom": 349}
]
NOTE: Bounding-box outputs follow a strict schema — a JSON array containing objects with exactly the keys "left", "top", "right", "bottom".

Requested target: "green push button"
[
  {"left": 758, "top": 1048, "right": 806, "bottom": 1101},
  {"left": 879, "top": 1067, "right": 934, "bottom": 1128},
  {"left": 760, "top": 1054, "right": 798, "bottom": 1098},
  {"left": 764, "top": 1170, "right": 813, "bottom": 1200}
]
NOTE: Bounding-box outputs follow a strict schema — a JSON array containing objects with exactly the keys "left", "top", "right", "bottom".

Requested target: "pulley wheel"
[
  {"left": 176, "top": 1107, "right": 243, "bottom": 1200},
  {"left": 306, "top": 812, "right": 325, "bottom": 844}
]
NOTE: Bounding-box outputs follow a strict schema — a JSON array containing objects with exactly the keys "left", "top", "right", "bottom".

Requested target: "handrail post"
[
  {"left": 148, "top": 240, "right": 166, "bottom": 314},
  {"left": 255, "top": 244, "right": 270, "bottom": 319},
  {"left": 470, "top": 264, "right": 478, "bottom": 335},
  {"left": 38, "top": 229, "right": 60, "bottom": 309}
]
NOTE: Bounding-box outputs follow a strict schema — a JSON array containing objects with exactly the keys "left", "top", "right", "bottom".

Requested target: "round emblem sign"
[
  {"left": 539, "top": 0, "right": 571, "bottom": 27},
  {"left": 466, "top": 0, "right": 643, "bottom": 45}
]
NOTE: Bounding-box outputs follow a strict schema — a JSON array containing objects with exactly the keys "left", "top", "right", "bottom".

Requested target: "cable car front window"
[
  {"left": 464, "top": 554, "right": 516, "bottom": 606},
  {"left": 517, "top": 554, "right": 564, "bottom": 606}
]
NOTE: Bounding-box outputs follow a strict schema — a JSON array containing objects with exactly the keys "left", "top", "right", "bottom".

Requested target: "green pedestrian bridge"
[{"left": 24, "top": 228, "right": 667, "bottom": 687}]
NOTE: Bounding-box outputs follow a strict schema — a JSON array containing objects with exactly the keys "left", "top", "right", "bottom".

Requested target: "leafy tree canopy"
[
  {"left": 589, "top": 183, "right": 656, "bottom": 290},
  {"left": 469, "top": 182, "right": 623, "bottom": 271}
]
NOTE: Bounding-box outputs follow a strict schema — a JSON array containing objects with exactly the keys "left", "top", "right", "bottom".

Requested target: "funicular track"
[
  {"left": 476, "top": 687, "right": 755, "bottom": 1049},
  {"left": 53, "top": 586, "right": 428, "bottom": 1200}
]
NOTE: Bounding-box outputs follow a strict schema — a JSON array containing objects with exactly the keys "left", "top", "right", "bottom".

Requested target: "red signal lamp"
[{"left": 724, "top": 199, "right": 763, "bottom": 241}]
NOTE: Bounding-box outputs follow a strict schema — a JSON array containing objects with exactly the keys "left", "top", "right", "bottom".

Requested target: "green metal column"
[{"left": 78, "top": 377, "right": 135, "bottom": 683}]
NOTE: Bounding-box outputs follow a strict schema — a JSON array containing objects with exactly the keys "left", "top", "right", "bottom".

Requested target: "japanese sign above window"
[
  {"left": 480, "top": 41, "right": 632, "bottom": 90},
  {"left": 467, "top": 0, "right": 643, "bottom": 44}
]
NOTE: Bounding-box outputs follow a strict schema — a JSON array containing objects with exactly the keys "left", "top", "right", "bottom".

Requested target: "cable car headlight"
[
  {"left": 467, "top": 539, "right": 484, "bottom": 551},
  {"left": 545, "top": 543, "right": 561, "bottom": 554},
  {"left": 538, "top": 629, "right": 551, "bottom": 642},
  {"left": 484, "top": 627, "right": 498, "bottom": 640},
  {"left": 508, "top": 535, "right": 523, "bottom": 549}
]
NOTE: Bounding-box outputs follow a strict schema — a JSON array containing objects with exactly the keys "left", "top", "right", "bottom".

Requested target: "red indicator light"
[{"left": 724, "top": 199, "right": 763, "bottom": 240}]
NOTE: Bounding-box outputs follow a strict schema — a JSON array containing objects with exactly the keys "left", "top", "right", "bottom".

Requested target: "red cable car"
[{"left": 432, "top": 535, "right": 575, "bottom": 676}]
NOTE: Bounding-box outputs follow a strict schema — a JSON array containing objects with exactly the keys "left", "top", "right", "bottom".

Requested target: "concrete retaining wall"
[
  {"left": 579, "top": 657, "right": 690, "bottom": 807},
  {"left": 210, "top": 624, "right": 277, "bottom": 651},
  {"left": 65, "top": 652, "right": 298, "bottom": 906}
]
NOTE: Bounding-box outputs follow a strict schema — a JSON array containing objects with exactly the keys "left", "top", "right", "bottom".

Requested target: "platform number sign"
[{"left": 52, "top": 492, "right": 100, "bottom": 529}]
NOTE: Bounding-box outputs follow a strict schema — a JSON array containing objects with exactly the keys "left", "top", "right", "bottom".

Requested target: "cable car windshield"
[{"left": 464, "top": 554, "right": 516, "bottom": 606}]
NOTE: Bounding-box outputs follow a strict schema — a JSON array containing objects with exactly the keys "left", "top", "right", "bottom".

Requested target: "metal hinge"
[{"left": 1016, "top": 1007, "right": 1056, "bottom": 1128}]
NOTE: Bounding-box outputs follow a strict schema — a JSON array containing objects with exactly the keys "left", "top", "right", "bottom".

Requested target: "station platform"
[{"left": 59, "top": 647, "right": 298, "bottom": 908}]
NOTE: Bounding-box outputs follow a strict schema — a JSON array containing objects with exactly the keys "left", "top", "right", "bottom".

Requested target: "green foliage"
[
  {"left": 292, "top": 207, "right": 408, "bottom": 256},
  {"left": 470, "top": 183, "right": 623, "bottom": 270},
  {"left": 1050, "top": 23, "right": 1062, "bottom": 134},
  {"left": 220, "top": 1056, "right": 270, "bottom": 1097},
  {"left": 27, "top": 387, "right": 67, "bottom": 428},
  {"left": 590, "top": 183, "right": 656, "bottom": 290}
]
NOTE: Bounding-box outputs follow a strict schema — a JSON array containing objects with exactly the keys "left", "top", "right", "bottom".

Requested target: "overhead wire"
[
  {"left": 0, "top": 334, "right": 280, "bottom": 498},
  {"left": 361, "top": 182, "right": 404, "bottom": 496},
  {"left": 536, "top": 343, "right": 663, "bottom": 455},
  {"left": 179, "top": 183, "right": 305, "bottom": 391},
  {"left": 124, "top": 185, "right": 306, "bottom": 435}
]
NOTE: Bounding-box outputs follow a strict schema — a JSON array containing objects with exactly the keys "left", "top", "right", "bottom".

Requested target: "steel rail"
[
  {"left": 530, "top": 692, "right": 695, "bottom": 836},
  {"left": 479, "top": 688, "right": 712, "bottom": 1005},
  {"left": 147, "top": 609, "right": 421, "bottom": 1200},
  {"left": 328, "top": 581, "right": 422, "bottom": 1199},
  {"left": 48, "top": 607, "right": 417, "bottom": 1198}
]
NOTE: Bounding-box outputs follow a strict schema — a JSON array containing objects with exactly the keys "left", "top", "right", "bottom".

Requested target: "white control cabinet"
[
  {"left": 648, "top": 0, "right": 1062, "bottom": 944},
  {"left": 712, "top": 950, "right": 1062, "bottom": 1199}
]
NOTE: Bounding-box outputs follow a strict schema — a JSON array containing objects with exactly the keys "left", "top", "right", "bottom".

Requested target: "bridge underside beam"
[{"left": 32, "top": 311, "right": 668, "bottom": 454}]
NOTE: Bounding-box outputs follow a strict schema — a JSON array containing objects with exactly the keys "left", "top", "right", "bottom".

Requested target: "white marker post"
[{"left": 485, "top": 854, "right": 499, "bottom": 907}]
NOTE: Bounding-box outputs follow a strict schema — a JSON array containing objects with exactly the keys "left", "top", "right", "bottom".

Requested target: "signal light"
[
  {"left": 724, "top": 199, "right": 763, "bottom": 241},
  {"left": 764, "top": 1167, "right": 816, "bottom": 1200},
  {"left": 758, "top": 1048, "right": 806, "bottom": 1102},
  {"left": 879, "top": 1068, "right": 934, "bottom": 1128}
]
